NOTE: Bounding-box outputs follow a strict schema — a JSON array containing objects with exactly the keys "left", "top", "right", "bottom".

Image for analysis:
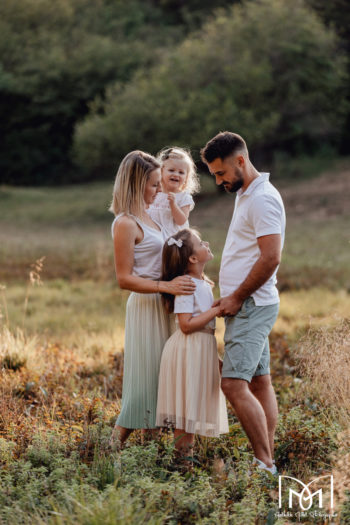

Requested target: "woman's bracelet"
[{"left": 156, "top": 280, "right": 160, "bottom": 293}]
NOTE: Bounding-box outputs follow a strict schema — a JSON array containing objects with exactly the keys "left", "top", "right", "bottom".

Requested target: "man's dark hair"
[{"left": 200, "top": 132, "right": 247, "bottom": 164}]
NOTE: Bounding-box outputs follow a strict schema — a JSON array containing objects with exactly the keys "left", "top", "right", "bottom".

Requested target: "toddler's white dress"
[{"left": 147, "top": 191, "right": 194, "bottom": 238}]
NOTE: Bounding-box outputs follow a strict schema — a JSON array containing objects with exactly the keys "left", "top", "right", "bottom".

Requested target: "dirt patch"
[{"left": 279, "top": 166, "right": 350, "bottom": 221}]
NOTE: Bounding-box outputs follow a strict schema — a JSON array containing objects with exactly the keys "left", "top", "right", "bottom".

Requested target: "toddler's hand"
[{"left": 167, "top": 192, "right": 176, "bottom": 204}]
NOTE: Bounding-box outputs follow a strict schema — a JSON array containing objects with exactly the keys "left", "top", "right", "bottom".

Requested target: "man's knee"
[
  {"left": 249, "top": 374, "right": 272, "bottom": 393},
  {"left": 221, "top": 377, "right": 248, "bottom": 398},
  {"left": 221, "top": 378, "right": 231, "bottom": 397}
]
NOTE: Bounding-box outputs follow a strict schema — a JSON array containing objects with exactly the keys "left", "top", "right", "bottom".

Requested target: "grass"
[
  {"left": 2, "top": 280, "right": 350, "bottom": 353},
  {"left": 271, "top": 149, "right": 340, "bottom": 182},
  {"left": 1, "top": 156, "right": 349, "bottom": 287},
  {"left": 0, "top": 182, "right": 114, "bottom": 281},
  {"left": 0, "top": 156, "right": 349, "bottom": 523},
  {"left": 1, "top": 280, "right": 127, "bottom": 351},
  {"left": 0, "top": 308, "right": 346, "bottom": 523},
  {"left": 296, "top": 319, "right": 350, "bottom": 423}
]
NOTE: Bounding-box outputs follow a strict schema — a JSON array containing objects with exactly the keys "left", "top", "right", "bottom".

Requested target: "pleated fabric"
[
  {"left": 116, "top": 292, "right": 173, "bottom": 429},
  {"left": 156, "top": 329, "right": 229, "bottom": 437}
]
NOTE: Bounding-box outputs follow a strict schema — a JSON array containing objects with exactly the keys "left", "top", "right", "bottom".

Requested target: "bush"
[
  {"left": 0, "top": 0, "right": 181, "bottom": 185},
  {"left": 74, "top": 0, "right": 348, "bottom": 174}
]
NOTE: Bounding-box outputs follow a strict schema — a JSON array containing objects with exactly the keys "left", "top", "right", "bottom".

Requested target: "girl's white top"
[
  {"left": 111, "top": 214, "right": 165, "bottom": 280},
  {"left": 174, "top": 277, "right": 215, "bottom": 330},
  {"left": 147, "top": 191, "right": 194, "bottom": 239}
]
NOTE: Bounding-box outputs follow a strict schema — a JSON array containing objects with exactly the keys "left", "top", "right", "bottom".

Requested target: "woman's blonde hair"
[
  {"left": 109, "top": 150, "right": 160, "bottom": 217},
  {"left": 157, "top": 147, "right": 200, "bottom": 195}
]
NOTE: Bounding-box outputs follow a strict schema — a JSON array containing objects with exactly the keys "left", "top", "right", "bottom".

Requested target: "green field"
[
  {"left": 0, "top": 160, "right": 349, "bottom": 523},
  {"left": 1, "top": 158, "right": 349, "bottom": 288}
]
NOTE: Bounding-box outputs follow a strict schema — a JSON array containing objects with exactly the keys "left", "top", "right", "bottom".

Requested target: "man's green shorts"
[{"left": 222, "top": 297, "right": 279, "bottom": 382}]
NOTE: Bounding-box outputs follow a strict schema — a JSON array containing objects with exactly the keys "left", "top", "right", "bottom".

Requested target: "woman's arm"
[
  {"left": 113, "top": 216, "right": 195, "bottom": 294},
  {"left": 177, "top": 306, "right": 220, "bottom": 334}
]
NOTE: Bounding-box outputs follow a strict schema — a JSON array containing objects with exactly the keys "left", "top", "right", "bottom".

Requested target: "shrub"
[{"left": 74, "top": 0, "right": 348, "bottom": 174}]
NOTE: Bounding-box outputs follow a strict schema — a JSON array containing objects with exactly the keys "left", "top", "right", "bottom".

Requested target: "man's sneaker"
[{"left": 253, "top": 457, "right": 278, "bottom": 476}]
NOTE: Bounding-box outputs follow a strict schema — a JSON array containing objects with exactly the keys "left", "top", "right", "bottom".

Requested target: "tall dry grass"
[
  {"left": 296, "top": 318, "right": 350, "bottom": 517},
  {"left": 296, "top": 318, "right": 350, "bottom": 425},
  {"left": 332, "top": 429, "right": 350, "bottom": 517}
]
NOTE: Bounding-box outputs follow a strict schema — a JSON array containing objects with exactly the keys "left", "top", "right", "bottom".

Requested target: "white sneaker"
[{"left": 253, "top": 457, "right": 278, "bottom": 476}]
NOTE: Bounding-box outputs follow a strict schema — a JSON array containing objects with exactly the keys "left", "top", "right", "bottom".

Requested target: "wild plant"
[
  {"left": 296, "top": 319, "right": 350, "bottom": 428},
  {"left": 22, "top": 256, "right": 45, "bottom": 326}
]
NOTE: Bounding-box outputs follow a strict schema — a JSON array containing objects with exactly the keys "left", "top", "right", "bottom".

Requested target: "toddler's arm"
[
  {"left": 168, "top": 192, "right": 191, "bottom": 226},
  {"left": 177, "top": 305, "right": 220, "bottom": 335}
]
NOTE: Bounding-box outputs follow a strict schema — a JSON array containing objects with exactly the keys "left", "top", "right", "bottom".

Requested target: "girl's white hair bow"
[{"left": 167, "top": 237, "right": 183, "bottom": 248}]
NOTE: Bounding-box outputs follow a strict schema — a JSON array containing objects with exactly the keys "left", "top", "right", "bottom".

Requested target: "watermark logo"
[{"left": 278, "top": 474, "right": 334, "bottom": 511}]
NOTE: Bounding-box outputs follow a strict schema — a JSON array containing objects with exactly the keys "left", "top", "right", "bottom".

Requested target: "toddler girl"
[
  {"left": 147, "top": 147, "right": 199, "bottom": 238},
  {"left": 156, "top": 228, "right": 229, "bottom": 460}
]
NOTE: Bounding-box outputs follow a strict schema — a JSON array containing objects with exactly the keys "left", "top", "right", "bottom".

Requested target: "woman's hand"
[{"left": 162, "top": 275, "right": 196, "bottom": 295}]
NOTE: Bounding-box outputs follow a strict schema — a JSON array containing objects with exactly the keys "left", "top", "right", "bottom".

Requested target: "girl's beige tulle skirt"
[
  {"left": 156, "top": 329, "right": 229, "bottom": 437},
  {"left": 116, "top": 292, "right": 174, "bottom": 429}
]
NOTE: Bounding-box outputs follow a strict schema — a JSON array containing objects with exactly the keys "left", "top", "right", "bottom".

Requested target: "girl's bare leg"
[
  {"left": 110, "top": 425, "right": 133, "bottom": 449},
  {"left": 174, "top": 429, "right": 195, "bottom": 467},
  {"left": 141, "top": 428, "right": 159, "bottom": 443}
]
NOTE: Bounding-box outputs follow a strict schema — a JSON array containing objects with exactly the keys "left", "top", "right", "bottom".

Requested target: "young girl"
[
  {"left": 156, "top": 229, "right": 229, "bottom": 459},
  {"left": 147, "top": 147, "right": 199, "bottom": 238}
]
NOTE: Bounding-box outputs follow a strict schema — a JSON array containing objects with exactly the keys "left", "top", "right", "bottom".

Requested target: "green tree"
[
  {"left": 306, "top": 0, "right": 350, "bottom": 152},
  {"left": 0, "top": 0, "right": 246, "bottom": 185},
  {"left": 0, "top": 0, "right": 181, "bottom": 184},
  {"left": 153, "top": 0, "right": 240, "bottom": 27},
  {"left": 74, "top": 0, "right": 348, "bottom": 176}
]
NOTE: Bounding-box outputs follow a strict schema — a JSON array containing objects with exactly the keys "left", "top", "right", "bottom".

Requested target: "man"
[{"left": 201, "top": 132, "right": 286, "bottom": 475}]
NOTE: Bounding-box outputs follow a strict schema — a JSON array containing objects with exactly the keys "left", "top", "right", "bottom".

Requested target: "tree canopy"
[
  {"left": 0, "top": 0, "right": 348, "bottom": 185},
  {"left": 74, "top": 0, "right": 348, "bottom": 176},
  {"left": 0, "top": 0, "right": 188, "bottom": 184}
]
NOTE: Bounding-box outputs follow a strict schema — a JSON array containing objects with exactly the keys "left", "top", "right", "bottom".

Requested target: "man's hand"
[{"left": 216, "top": 294, "right": 243, "bottom": 317}]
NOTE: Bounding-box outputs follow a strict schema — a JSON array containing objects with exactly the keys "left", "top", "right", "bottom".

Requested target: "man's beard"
[{"left": 223, "top": 167, "right": 244, "bottom": 193}]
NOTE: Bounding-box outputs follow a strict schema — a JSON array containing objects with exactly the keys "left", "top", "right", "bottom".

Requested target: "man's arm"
[{"left": 217, "top": 234, "right": 281, "bottom": 316}]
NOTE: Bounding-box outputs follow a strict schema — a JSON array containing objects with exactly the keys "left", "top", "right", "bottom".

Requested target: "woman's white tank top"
[{"left": 111, "top": 214, "right": 165, "bottom": 280}]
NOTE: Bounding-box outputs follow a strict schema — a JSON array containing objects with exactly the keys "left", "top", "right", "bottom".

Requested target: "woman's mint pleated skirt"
[{"left": 116, "top": 292, "right": 173, "bottom": 429}]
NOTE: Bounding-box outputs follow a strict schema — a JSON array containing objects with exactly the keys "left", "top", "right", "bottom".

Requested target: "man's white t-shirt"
[{"left": 219, "top": 173, "right": 286, "bottom": 306}]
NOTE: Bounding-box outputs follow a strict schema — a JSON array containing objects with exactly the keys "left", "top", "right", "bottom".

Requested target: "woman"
[{"left": 110, "top": 150, "right": 196, "bottom": 445}]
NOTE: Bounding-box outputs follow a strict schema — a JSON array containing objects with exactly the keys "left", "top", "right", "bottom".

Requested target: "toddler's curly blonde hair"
[{"left": 157, "top": 147, "right": 200, "bottom": 195}]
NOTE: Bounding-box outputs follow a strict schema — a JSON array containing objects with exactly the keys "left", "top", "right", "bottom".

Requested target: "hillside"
[{"left": 0, "top": 158, "right": 349, "bottom": 289}]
